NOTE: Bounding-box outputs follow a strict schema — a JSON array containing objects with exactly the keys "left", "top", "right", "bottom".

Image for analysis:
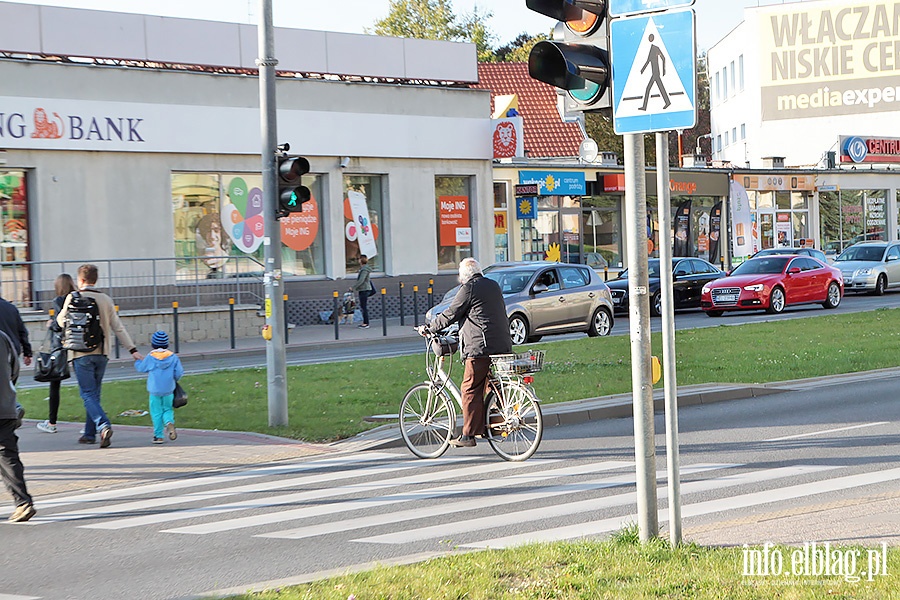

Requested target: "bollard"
[
  {"left": 172, "top": 301, "right": 180, "bottom": 354},
  {"left": 429, "top": 279, "right": 435, "bottom": 308},
  {"left": 381, "top": 288, "right": 387, "bottom": 336},
  {"left": 413, "top": 285, "right": 419, "bottom": 327},
  {"left": 604, "top": 266, "right": 609, "bottom": 281},
  {"left": 399, "top": 281, "right": 405, "bottom": 326},
  {"left": 229, "top": 298, "right": 236, "bottom": 349},
  {"left": 333, "top": 291, "right": 339, "bottom": 340},
  {"left": 114, "top": 305, "right": 120, "bottom": 359},
  {"left": 283, "top": 294, "right": 290, "bottom": 344}
]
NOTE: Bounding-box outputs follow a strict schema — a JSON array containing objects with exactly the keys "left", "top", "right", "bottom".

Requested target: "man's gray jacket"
[
  {"left": 0, "top": 330, "right": 19, "bottom": 420},
  {"left": 428, "top": 274, "right": 512, "bottom": 359}
]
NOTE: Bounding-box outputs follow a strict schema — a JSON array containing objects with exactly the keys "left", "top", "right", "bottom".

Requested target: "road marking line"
[
  {"left": 80, "top": 459, "right": 557, "bottom": 530},
  {"left": 33, "top": 452, "right": 398, "bottom": 512},
  {"left": 34, "top": 455, "right": 462, "bottom": 524},
  {"left": 463, "top": 465, "right": 900, "bottom": 549},
  {"left": 260, "top": 463, "right": 732, "bottom": 541},
  {"left": 173, "top": 460, "right": 639, "bottom": 536},
  {"left": 362, "top": 465, "right": 831, "bottom": 546},
  {"left": 0, "top": 595, "right": 42, "bottom": 600},
  {"left": 764, "top": 421, "right": 890, "bottom": 442}
]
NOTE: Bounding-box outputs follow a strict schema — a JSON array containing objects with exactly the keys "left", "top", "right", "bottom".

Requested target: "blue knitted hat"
[{"left": 151, "top": 330, "right": 169, "bottom": 349}]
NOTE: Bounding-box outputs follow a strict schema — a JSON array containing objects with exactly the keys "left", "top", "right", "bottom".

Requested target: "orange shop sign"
[{"left": 439, "top": 195, "right": 471, "bottom": 246}]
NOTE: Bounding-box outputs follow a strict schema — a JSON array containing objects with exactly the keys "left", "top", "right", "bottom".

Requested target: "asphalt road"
[{"left": 4, "top": 372, "right": 899, "bottom": 600}]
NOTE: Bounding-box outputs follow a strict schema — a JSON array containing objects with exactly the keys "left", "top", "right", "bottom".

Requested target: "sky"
[{"left": 7, "top": 0, "right": 807, "bottom": 53}]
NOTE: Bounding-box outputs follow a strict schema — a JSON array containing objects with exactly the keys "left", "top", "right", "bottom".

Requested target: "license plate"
[
  {"left": 716, "top": 294, "right": 738, "bottom": 303},
  {"left": 613, "top": 297, "right": 622, "bottom": 305}
]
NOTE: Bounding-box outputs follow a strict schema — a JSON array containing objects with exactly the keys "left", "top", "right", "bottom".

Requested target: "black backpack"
[{"left": 62, "top": 291, "right": 104, "bottom": 352}]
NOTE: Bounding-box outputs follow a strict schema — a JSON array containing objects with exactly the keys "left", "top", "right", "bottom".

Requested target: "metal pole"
[
  {"left": 114, "top": 305, "right": 120, "bottom": 359},
  {"left": 229, "top": 298, "right": 236, "bottom": 349},
  {"left": 172, "top": 301, "right": 180, "bottom": 354},
  {"left": 399, "top": 282, "right": 405, "bottom": 326},
  {"left": 656, "top": 132, "right": 681, "bottom": 546},
  {"left": 333, "top": 291, "right": 339, "bottom": 340},
  {"left": 413, "top": 285, "right": 419, "bottom": 327},
  {"left": 428, "top": 279, "right": 434, "bottom": 308},
  {"left": 283, "top": 293, "right": 289, "bottom": 344},
  {"left": 258, "top": 0, "right": 288, "bottom": 427},
  {"left": 623, "top": 133, "right": 659, "bottom": 541},
  {"left": 381, "top": 287, "right": 387, "bottom": 336}
]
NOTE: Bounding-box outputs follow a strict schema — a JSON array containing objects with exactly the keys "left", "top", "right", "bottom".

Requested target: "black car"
[
  {"left": 607, "top": 257, "right": 725, "bottom": 316},
  {"left": 751, "top": 247, "right": 828, "bottom": 264}
]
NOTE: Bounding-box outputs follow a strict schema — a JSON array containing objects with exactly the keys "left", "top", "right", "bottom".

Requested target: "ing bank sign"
[{"left": 0, "top": 97, "right": 258, "bottom": 154}]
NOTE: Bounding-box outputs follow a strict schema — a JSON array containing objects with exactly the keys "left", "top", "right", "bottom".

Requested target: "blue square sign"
[{"left": 610, "top": 9, "right": 697, "bottom": 135}]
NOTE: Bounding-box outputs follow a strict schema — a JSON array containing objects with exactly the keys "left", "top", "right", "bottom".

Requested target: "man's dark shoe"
[
  {"left": 99, "top": 427, "right": 113, "bottom": 448},
  {"left": 78, "top": 436, "right": 96, "bottom": 444},
  {"left": 449, "top": 435, "right": 476, "bottom": 448}
]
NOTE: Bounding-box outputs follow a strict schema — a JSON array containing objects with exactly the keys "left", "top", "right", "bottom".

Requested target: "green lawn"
[{"left": 17, "top": 308, "right": 900, "bottom": 443}]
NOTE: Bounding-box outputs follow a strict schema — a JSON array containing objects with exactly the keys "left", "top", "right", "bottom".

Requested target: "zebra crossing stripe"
[
  {"left": 81, "top": 459, "right": 559, "bottom": 530},
  {"left": 258, "top": 463, "right": 733, "bottom": 541},
  {"left": 361, "top": 465, "right": 837, "bottom": 546},
  {"left": 33, "top": 452, "right": 398, "bottom": 512},
  {"left": 167, "top": 460, "right": 639, "bottom": 536},
  {"left": 462, "top": 465, "right": 900, "bottom": 549},
  {"left": 0, "top": 594, "right": 42, "bottom": 600},
  {"left": 33, "top": 454, "right": 466, "bottom": 524}
]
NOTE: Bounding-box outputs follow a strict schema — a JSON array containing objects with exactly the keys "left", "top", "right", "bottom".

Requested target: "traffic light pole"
[
  {"left": 257, "top": 0, "right": 289, "bottom": 427},
  {"left": 623, "top": 133, "right": 658, "bottom": 541}
]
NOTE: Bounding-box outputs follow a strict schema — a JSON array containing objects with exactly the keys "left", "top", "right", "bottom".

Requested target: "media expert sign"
[
  {"left": 439, "top": 195, "right": 472, "bottom": 246},
  {"left": 840, "top": 134, "right": 900, "bottom": 163},
  {"left": 518, "top": 171, "right": 586, "bottom": 196},
  {"left": 760, "top": 0, "right": 900, "bottom": 121}
]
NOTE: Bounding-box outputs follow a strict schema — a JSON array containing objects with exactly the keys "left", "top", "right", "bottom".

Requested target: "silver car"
[
  {"left": 833, "top": 241, "right": 900, "bottom": 295},
  {"left": 426, "top": 262, "right": 615, "bottom": 345}
]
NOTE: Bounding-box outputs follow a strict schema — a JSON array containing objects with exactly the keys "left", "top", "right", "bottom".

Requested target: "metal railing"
[{"left": 1, "top": 256, "right": 265, "bottom": 312}]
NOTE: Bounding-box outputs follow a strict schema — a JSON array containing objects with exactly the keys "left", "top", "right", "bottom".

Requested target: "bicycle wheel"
[
  {"left": 485, "top": 381, "right": 543, "bottom": 461},
  {"left": 399, "top": 383, "right": 455, "bottom": 459}
]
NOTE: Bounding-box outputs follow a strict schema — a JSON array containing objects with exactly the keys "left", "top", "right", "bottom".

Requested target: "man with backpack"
[{"left": 57, "top": 264, "right": 143, "bottom": 448}]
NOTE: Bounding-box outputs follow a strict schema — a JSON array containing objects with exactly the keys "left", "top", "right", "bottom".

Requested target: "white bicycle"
[{"left": 399, "top": 330, "right": 544, "bottom": 461}]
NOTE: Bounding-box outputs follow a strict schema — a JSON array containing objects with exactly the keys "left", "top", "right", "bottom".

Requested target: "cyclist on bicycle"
[{"left": 419, "top": 257, "right": 511, "bottom": 448}]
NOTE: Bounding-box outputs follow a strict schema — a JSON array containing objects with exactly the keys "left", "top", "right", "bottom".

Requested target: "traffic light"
[
  {"left": 276, "top": 151, "right": 311, "bottom": 219},
  {"left": 527, "top": 0, "right": 611, "bottom": 111}
]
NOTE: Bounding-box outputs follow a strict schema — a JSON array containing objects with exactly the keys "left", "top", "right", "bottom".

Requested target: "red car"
[{"left": 701, "top": 255, "right": 843, "bottom": 317}]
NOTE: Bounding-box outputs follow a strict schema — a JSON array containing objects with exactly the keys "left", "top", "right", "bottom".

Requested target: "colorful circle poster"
[{"left": 222, "top": 177, "right": 265, "bottom": 253}]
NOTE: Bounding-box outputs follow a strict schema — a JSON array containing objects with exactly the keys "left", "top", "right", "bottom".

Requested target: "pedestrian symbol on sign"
[{"left": 615, "top": 17, "right": 692, "bottom": 119}]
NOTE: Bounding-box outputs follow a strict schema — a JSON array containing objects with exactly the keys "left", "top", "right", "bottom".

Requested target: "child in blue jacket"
[{"left": 135, "top": 331, "right": 184, "bottom": 444}]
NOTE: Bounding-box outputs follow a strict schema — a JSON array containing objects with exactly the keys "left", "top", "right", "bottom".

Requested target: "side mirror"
[
  {"left": 532, "top": 283, "right": 549, "bottom": 295},
  {"left": 787, "top": 267, "right": 801, "bottom": 275}
]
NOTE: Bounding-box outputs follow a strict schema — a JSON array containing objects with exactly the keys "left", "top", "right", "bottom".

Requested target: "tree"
[
  {"left": 370, "top": 0, "right": 496, "bottom": 61},
  {"left": 495, "top": 32, "right": 549, "bottom": 63}
]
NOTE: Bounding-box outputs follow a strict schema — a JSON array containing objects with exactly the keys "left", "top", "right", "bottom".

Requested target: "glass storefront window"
[
  {"left": 0, "top": 170, "right": 29, "bottom": 304},
  {"left": 757, "top": 192, "right": 774, "bottom": 208},
  {"left": 493, "top": 182, "right": 509, "bottom": 263},
  {"left": 344, "top": 175, "right": 385, "bottom": 274},
  {"left": 582, "top": 194, "right": 622, "bottom": 268},
  {"left": 775, "top": 191, "right": 791, "bottom": 209},
  {"left": 819, "top": 191, "right": 841, "bottom": 255},
  {"left": 435, "top": 176, "right": 473, "bottom": 272},
  {"left": 537, "top": 196, "right": 559, "bottom": 209},
  {"left": 172, "top": 172, "right": 325, "bottom": 280},
  {"left": 791, "top": 192, "right": 808, "bottom": 209}
]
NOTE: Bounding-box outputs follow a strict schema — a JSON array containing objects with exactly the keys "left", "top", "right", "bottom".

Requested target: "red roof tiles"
[{"left": 473, "top": 62, "right": 584, "bottom": 159}]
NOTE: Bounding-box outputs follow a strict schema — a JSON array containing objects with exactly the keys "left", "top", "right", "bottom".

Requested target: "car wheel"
[
  {"left": 706, "top": 310, "right": 723, "bottom": 318},
  {"left": 508, "top": 315, "right": 528, "bottom": 346},
  {"left": 650, "top": 291, "right": 662, "bottom": 317},
  {"left": 587, "top": 307, "right": 612, "bottom": 337},
  {"left": 822, "top": 281, "right": 841, "bottom": 309},
  {"left": 871, "top": 274, "right": 887, "bottom": 296},
  {"left": 766, "top": 287, "right": 785, "bottom": 314}
]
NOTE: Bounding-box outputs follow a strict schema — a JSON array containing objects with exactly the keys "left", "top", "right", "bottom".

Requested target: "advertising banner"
[
  {"left": 708, "top": 201, "right": 723, "bottom": 265},
  {"left": 519, "top": 171, "right": 586, "bottom": 196},
  {"left": 776, "top": 213, "right": 793, "bottom": 248},
  {"left": 347, "top": 190, "right": 378, "bottom": 258},
  {"left": 759, "top": 0, "right": 900, "bottom": 121},
  {"left": 492, "top": 117, "right": 524, "bottom": 159},
  {"left": 438, "top": 195, "right": 471, "bottom": 246},
  {"left": 730, "top": 180, "right": 754, "bottom": 257},
  {"left": 673, "top": 200, "right": 693, "bottom": 256}
]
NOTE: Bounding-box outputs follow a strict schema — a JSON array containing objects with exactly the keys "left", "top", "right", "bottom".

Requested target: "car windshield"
[
  {"left": 835, "top": 246, "right": 886, "bottom": 262},
  {"left": 486, "top": 270, "right": 533, "bottom": 295},
  {"left": 730, "top": 257, "right": 790, "bottom": 275},
  {"left": 617, "top": 260, "right": 664, "bottom": 279}
]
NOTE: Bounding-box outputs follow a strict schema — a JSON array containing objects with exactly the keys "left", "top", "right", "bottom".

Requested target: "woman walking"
[{"left": 36, "top": 274, "right": 77, "bottom": 434}]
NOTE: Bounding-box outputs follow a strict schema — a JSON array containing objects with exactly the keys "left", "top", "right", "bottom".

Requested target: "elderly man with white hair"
[{"left": 423, "top": 257, "right": 512, "bottom": 447}]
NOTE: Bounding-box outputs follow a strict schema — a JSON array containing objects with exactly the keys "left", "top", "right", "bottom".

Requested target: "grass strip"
[{"left": 17, "top": 308, "right": 899, "bottom": 443}]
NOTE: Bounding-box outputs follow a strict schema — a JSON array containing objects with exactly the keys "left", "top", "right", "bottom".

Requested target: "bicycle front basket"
[{"left": 491, "top": 350, "right": 544, "bottom": 374}]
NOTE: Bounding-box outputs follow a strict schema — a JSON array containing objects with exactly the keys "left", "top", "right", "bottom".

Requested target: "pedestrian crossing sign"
[{"left": 610, "top": 9, "right": 696, "bottom": 134}]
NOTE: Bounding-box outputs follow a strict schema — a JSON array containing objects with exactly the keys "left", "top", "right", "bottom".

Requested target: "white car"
[{"left": 833, "top": 241, "right": 900, "bottom": 295}]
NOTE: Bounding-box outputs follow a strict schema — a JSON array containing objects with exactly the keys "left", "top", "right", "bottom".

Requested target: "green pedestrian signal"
[{"left": 276, "top": 150, "right": 311, "bottom": 219}]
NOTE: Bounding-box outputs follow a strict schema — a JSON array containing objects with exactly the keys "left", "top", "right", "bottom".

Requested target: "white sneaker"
[{"left": 36, "top": 420, "right": 58, "bottom": 434}]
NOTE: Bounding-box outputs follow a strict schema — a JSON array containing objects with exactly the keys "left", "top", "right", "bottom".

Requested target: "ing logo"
[{"left": 31, "top": 108, "right": 64, "bottom": 139}]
